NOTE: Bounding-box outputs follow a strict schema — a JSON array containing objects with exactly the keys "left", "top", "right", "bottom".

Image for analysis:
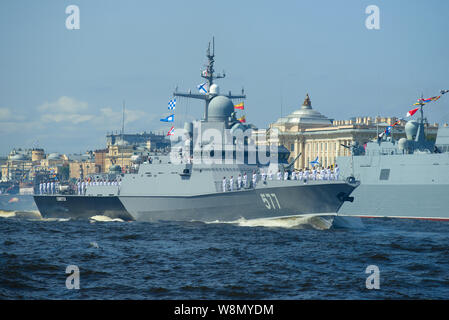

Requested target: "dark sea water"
[{"left": 1, "top": 214, "right": 449, "bottom": 300}]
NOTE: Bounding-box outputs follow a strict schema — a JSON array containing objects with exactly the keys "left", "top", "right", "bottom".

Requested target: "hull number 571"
[{"left": 260, "top": 193, "right": 281, "bottom": 210}]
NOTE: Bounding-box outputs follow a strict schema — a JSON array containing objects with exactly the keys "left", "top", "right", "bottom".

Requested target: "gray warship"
[
  {"left": 33, "top": 41, "right": 359, "bottom": 222},
  {"left": 337, "top": 97, "right": 449, "bottom": 220}
]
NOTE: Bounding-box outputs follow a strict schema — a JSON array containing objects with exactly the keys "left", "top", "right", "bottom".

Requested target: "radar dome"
[
  {"left": 398, "top": 138, "right": 408, "bottom": 151},
  {"left": 405, "top": 120, "right": 419, "bottom": 140},
  {"left": 208, "top": 95, "right": 234, "bottom": 121},
  {"left": 209, "top": 84, "right": 220, "bottom": 95}
]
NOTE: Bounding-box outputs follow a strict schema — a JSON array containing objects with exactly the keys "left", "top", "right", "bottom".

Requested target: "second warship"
[
  {"left": 33, "top": 40, "right": 359, "bottom": 222},
  {"left": 337, "top": 94, "right": 449, "bottom": 220}
]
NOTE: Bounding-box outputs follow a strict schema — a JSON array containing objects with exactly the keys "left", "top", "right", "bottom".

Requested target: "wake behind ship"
[{"left": 34, "top": 40, "right": 359, "bottom": 222}]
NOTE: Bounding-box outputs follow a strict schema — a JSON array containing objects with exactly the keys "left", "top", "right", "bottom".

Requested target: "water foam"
[
  {"left": 205, "top": 214, "right": 337, "bottom": 230},
  {"left": 0, "top": 210, "right": 42, "bottom": 219},
  {"left": 89, "top": 215, "right": 125, "bottom": 223},
  {"left": 0, "top": 210, "right": 16, "bottom": 218}
]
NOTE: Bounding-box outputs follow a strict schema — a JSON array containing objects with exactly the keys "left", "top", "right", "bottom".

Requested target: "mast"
[
  {"left": 415, "top": 95, "right": 426, "bottom": 143},
  {"left": 173, "top": 38, "right": 246, "bottom": 121},
  {"left": 121, "top": 100, "right": 125, "bottom": 170},
  {"left": 122, "top": 100, "right": 125, "bottom": 137}
]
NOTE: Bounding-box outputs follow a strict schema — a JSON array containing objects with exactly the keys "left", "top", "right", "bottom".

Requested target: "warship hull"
[
  {"left": 34, "top": 182, "right": 357, "bottom": 222},
  {"left": 338, "top": 184, "right": 449, "bottom": 220},
  {"left": 33, "top": 195, "right": 132, "bottom": 220},
  {"left": 337, "top": 148, "right": 449, "bottom": 220}
]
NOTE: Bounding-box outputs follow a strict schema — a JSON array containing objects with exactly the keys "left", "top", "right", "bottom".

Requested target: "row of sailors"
[
  {"left": 39, "top": 182, "right": 59, "bottom": 194},
  {"left": 76, "top": 180, "right": 122, "bottom": 195},
  {"left": 222, "top": 166, "right": 340, "bottom": 192},
  {"left": 285, "top": 166, "right": 340, "bottom": 182},
  {"left": 39, "top": 180, "right": 122, "bottom": 195}
]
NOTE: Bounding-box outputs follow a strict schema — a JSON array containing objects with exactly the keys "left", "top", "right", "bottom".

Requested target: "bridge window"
[{"left": 379, "top": 169, "right": 390, "bottom": 180}]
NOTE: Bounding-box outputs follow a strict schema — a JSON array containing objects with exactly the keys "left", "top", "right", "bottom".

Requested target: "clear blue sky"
[{"left": 1, "top": 0, "right": 448, "bottom": 154}]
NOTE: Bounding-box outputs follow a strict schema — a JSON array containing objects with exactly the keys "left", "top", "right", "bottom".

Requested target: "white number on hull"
[{"left": 260, "top": 193, "right": 281, "bottom": 210}]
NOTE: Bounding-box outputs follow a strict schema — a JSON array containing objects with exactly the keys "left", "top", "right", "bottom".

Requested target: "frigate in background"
[
  {"left": 337, "top": 99, "right": 449, "bottom": 220},
  {"left": 33, "top": 39, "right": 359, "bottom": 222}
]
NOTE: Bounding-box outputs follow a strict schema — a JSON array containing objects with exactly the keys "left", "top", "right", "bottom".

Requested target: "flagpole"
[{"left": 122, "top": 100, "right": 125, "bottom": 172}]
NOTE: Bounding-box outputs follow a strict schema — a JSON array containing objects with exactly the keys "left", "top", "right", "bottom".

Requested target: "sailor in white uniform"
[
  {"left": 229, "top": 176, "right": 234, "bottom": 191},
  {"left": 312, "top": 167, "right": 317, "bottom": 180},
  {"left": 304, "top": 168, "right": 309, "bottom": 183},
  {"left": 243, "top": 173, "right": 248, "bottom": 188},
  {"left": 252, "top": 171, "right": 257, "bottom": 188},
  {"left": 268, "top": 171, "right": 273, "bottom": 180},
  {"left": 237, "top": 174, "right": 242, "bottom": 190},
  {"left": 222, "top": 177, "right": 227, "bottom": 192},
  {"left": 47, "top": 182, "right": 51, "bottom": 194},
  {"left": 39, "top": 183, "right": 43, "bottom": 195},
  {"left": 277, "top": 170, "right": 282, "bottom": 180},
  {"left": 334, "top": 165, "right": 340, "bottom": 180},
  {"left": 283, "top": 171, "right": 289, "bottom": 181},
  {"left": 261, "top": 171, "right": 267, "bottom": 183},
  {"left": 298, "top": 170, "right": 303, "bottom": 181}
]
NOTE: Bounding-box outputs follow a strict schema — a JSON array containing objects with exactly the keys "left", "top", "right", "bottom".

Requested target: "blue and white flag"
[
  {"left": 310, "top": 156, "right": 320, "bottom": 165},
  {"left": 197, "top": 82, "right": 208, "bottom": 94},
  {"left": 385, "top": 126, "right": 392, "bottom": 136},
  {"left": 160, "top": 114, "right": 174, "bottom": 122},
  {"left": 168, "top": 98, "right": 176, "bottom": 110}
]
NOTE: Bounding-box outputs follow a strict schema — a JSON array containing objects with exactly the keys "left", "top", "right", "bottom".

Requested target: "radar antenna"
[{"left": 173, "top": 38, "right": 246, "bottom": 121}]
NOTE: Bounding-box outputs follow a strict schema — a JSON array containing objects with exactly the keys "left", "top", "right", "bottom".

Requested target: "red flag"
[
  {"left": 166, "top": 126, "right": 175, "bottom": 136},
  {"left": 406, "top": 107, "right": 419, "bottom": 117}
]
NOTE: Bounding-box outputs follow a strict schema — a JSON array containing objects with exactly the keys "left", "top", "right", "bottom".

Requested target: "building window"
[{"left": 291, "top": 144, "right": 294, "bottom": 151}]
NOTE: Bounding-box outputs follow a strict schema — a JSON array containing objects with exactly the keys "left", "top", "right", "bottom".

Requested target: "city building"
[{"left": 106, "top": 131, "right": 170, "bottom": 151}]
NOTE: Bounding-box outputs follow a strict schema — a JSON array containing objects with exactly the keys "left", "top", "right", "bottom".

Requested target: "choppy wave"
[{"left": 0, "top": 215, "right": 448, "bottom": 299}]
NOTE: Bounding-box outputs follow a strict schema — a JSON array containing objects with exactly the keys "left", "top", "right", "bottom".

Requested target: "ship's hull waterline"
[{"left": 33, "top": 182, "right": 357, "bottom": 222}]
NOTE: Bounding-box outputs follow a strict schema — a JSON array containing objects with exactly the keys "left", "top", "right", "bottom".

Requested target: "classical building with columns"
[{"left": 254, "top": 94, "right": 439, "bottom": 170}]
